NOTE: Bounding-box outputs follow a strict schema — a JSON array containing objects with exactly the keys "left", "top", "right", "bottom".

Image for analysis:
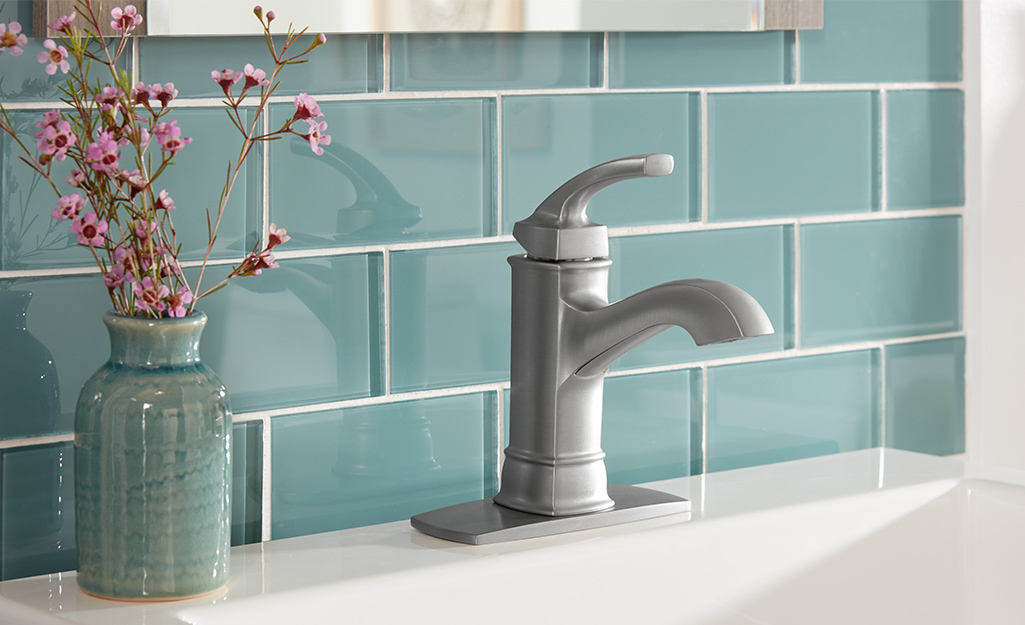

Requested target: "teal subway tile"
[
  {"left": 269, "top": 99, "right": 494, "bottom": 248},
  {"left": 193, "top": 255, "right": 379, "bottom": 412},
  {"left": 707, "top": 351, "right": 878, "bottom": 472},
  {"left": 802, "top": 0, "right": 962, "bottom": 84},
  {"left": 603, "top": 370, "right": 702, "bottom": 484},
  {"left": 0, "top": 107, "right": 253, "bottom": 270},
  {"left": 608, "top": 32, "right": 787, "bottom": 88},
  {"left": 1, "top": 442, "right": 76, "bottom": 580},
  {"left": 502, "top": 93, "right": 699, "bottom": 233},
  {"left": 888, "top": 90, "right": 965, "bottom": 210},
  {"left": 0, "top": 3, "right": 125, "bottom": 102},
  {"left": 708, "top": 91, "right": 878, "bottom": 220},
  {"left": 608, "top": 226, "right": 790, "bottom": 370},
  {"left": 885, "top": 338, "right": 965, "bottom": 456},
  {"left": 231, "top": 421, "right": 263, "bottom": 546},
  {"left": 390, "top": 242, "right": 518, "bottom": 392},
  {"left": 271, "top": 393, "right": 498, "bottom": 539},
  {"left": 140, "top": 34, "right": 381, "bottom": 98},
  {"left": 0, "top": 277, "right": 111, "bottom": 439},
  {"left": 391, "top": 33, "right": 600, "bottom": 91},
  {"left": 2, "top": 111, "right": 86, "bottom": 270},
  {"left": 801, "top": 217, "right": 961, "bottom": 347}
]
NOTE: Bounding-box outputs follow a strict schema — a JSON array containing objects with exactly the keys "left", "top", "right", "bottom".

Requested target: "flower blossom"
[
  {"left": 239, "top": 251, "right": 278, "bottom": 276},
  {"left": 96, "top": 85, "right": 123, "bottom": 106},
  {"left": 165, "top": 286, "right": 193, "bottom": 317},
  {"left": 120, "top": 168, "right": 147, "bottom": 198},
  {"left": 152, "top": 119, "right": 192, "bottom": 154},
  {"left": 211, "top": 68, "right": 242, "bottom": 95},
  {"left": 47, "top": 12, "right": 76, "bottom": 33},
  {"left": 267, "top": 223, "right": 290, "bottom": 249},
  {"left": 304, "top": 119, "right": 330, "bottom": 156},
  {"left": 292, "top": 92, "right": 322, "bottom": 120},
  {"left": 154, "top": 189, "right": 175, "bottom": 211},
  {"left": 66, "top": 168, "right": 87, "bottom": 187},
  {"left": 0, "top": 22, "right": 28, "bottom": 56},
  {"left": 36, "top": 120, "right": 77, "bottom": 161},
  {"left": 37, "top": 40, "right": 70, "bottom": 75},
  {"left": 242, "top": 64, "right": 269, "bottom": 91},
  {"left": 86, "top": 130, "right": 120, "bottom": 172},
  {"left": 131, "top": 82, "right": 150, "bottom": 106},
  {"left": 110, "top": 5, "right": 143, "bottom": 33},
  {"left": 112, "top": 246, "right": 138, "bottom": 282},
  {"left": 134, "top": 219, "right": 158, "bottom": 243},
  {"left": 34, "top": 109, "right": 61, "bottom": 132},
  {"left": 104, "top": 264, "right": 126, "bottom": 289},
  {"left": 51, "top": 193, "right": 86, "bottom": 220},
  {"left": 149, "top": 82, "right": 177, "bottom": 108},
  {"left": 133, "top": 277, "right": 169, "bottom": 313},
  {"left": 70, "top": 212, "right": 108, "bottom": 246}
]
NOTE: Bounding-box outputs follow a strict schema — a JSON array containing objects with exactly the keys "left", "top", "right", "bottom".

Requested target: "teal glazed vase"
[{"left": 74, "top": 311, "right": 232, "bottom": 600}]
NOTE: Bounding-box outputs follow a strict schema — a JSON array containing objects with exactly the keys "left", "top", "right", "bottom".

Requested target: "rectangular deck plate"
[{"left": 410, "top": 485, "right": 690, "bottom": 545}]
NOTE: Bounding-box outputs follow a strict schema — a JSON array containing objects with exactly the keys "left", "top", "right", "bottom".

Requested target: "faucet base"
[{"left": 410, "top": 485, "right": 690, "bottom": 545}]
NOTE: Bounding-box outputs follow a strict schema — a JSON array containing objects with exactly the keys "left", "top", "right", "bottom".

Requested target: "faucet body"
[{"left": 494, "top": 254, "right": 773, "bottom": 516}]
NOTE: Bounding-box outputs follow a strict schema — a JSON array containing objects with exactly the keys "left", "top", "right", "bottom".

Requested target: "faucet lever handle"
[{"left": 513, "top": 153, "right": 674, "bottom": 261}]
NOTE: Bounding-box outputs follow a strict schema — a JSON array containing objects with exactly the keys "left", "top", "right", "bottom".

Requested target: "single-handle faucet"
[{"left": 411, "top": 154, "right": 774, "bottom": 543}]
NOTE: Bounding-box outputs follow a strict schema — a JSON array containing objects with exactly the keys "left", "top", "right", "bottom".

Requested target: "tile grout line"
[
  {"left": 382, "top": 249, "right": 392, "bottom": 395},
  {"left": 261, "top": 414, "right": 272, "bottom": 542},
  {"left": 603, "top": 32, "right": 611, "bottom": 89},
  {"left": 700, "top": 90, "right": 709, "bottom": 223},
  {"left": 381, "top": 34, "right": 391, "bottom": 93},
  {"left": 879, "top": 345, "right": 887, "bottom": 448},
  {"left": 793, "top": 29, "right": 802, "bottom": 85},
  {"left": 880, "top": 88, "right": 889, "bottom": 212},
  {"left": 701, "top": 365, "right": 709, "bottom": 475},
  {"left": 495, "top": 95, "right": 503, "bottom": 235},
  {"left": 0, "top": 209, "right": 966, "bottom": 280},
  {"left": 793, "top": 223, "right": 802, "bottom": 350},
  {"left": 496, "top": 387, "right": 505, "bottom": 478},
  {"left": 0, "top": 82, "right": 968, "bottom": 111}
]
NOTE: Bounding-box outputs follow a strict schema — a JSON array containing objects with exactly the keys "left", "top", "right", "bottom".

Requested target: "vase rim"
[{"left": 103, "top": 309, "right": 207, "bottom": 325}]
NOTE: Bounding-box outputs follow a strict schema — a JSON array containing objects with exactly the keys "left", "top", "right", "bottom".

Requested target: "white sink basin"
[{"left": 2, "top": 449, "right": 1023, "bottom": 625}]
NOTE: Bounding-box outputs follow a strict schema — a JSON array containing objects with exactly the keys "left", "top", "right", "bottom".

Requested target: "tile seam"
[
  {"left": 0, "top": 331, "right": 968, "bottom": 454},
  {"left": 382, "top": 249, "right": 392, "bottom": 395},
  {"left": 701, "top": 365, "right": 709, "bottom": 475},
  {"left": 0, "top": 82, "right": 967, "bottom": 111},
  {"left": 793, "top": 222, "right": 802, "bottom": 349},
  {"left": 261, "top": 414, "right": 272, "bottom": 542},
  {"left": 880, "top": 89, "right": 889, "bottom": 211},
  {"left": 700, "top": 90, "right": 709, "bottom": 223},
  {"left": 0, "top": 209, "right": 966, "bottom": 280},
  {"left": 879, "top": 345, "right": 887, "bottom": 448}
]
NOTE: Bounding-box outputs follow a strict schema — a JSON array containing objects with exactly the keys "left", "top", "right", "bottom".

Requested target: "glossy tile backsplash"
[{"left": 0, "top": 0, "right": 964, "bottom": 581}]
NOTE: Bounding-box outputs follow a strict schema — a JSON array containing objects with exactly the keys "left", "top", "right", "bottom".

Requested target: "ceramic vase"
[{"left": 74, "top": 311, "right": 231, "bottom": 600}]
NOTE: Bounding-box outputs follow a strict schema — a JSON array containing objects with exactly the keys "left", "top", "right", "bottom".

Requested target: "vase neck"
[
  {"left": 0, "top": 291, "right": 32, "bottom": 331},
  {"left": 104, "top": 311, "right": 207, "bottom": 367}
]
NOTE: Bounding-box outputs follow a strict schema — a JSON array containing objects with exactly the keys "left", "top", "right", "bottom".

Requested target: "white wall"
[{"left": 967, "top": 0, "right": 1025, "bottom": 470}]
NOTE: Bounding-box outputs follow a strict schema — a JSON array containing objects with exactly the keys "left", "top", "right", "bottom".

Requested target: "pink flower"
[
  {"left": 133, "top": 277, "right": 169, "bottom": 313},
  {"left": 0, "top": 22, "right": 28, "bottom": 56},
  {"left": 134, "top": 219, "right": 158, "bottom": 242},
  {"left": 293, "top": 93, "right": 322, "bottom": 121},
  {"left": 211, "top": 69, "right": 242, "bottom": 95},
  {"left": 150, "top": 82, "right": 177, "bottom": 108},
  {"left": 34, "top": 109, "right": 61, "bottom": 134},
  {"left": 86, "top": 131, "right": 120, "bottom": 172},
  {"left": 37, "top": 40, "right": 70, "bottom": 75},
  {"left": 48, "top": 12, "right": 76, "bottom": 33},
  {"left": 120, "top": 168, "right": 147, "bottom": 197},
  {"left": 165, "top": 286, "right": 193, "bottom": 317},
  {"left": 36, "top": 120, "right": 77, "bottom": 161},
  {"left": 103, "top": 264, "right": 126, "bottom": 289},
  {"left": 112, "top": 246, "right": 137, "bottom": 281},
  {"left": 110, "top": 5, "right": 143, "bottom": 33},
  {"left": 96, "top": 85, "right": 123, "bottom": 106},
  {"left": 152, "top": 119, "right": 192, "bottom": 154},
  {"left": 66, "top": 168, "right": 87, "bottom": 187},
  {"left": 266, "top": 10, "right": 275, "bottom": 20},
  {"left": 154, "top": 189, "right": 175, "bottom": 211},
  {"left": 242, "top": 64, "right": 269, "bottom": 91},
  {"left": 51, "top": 193, "right": 86, "bottom": 220},
  {"left": 267, "top": 223, "right": 290, "bottom": 249},
  {"left": 131, "top": 82, "right": 150, "bottom": 106},
  {"left": 239, "top": 251, "right": 278, "bottom": 276},
  {"left": 304, "top": 119, "right": 331, "bottom": 156},
  {"left": 70, "top": 212, "right": 108, "bottom": 246}
]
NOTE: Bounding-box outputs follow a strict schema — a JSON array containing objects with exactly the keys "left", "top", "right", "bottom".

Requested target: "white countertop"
[{"left": 0, "top": 448, "right": 1008, "bottom": 625}]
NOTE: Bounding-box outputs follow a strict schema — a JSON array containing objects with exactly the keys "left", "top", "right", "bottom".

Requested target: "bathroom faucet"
[{"left": 411, "top": 154, "right": 774, "bottom": 542}]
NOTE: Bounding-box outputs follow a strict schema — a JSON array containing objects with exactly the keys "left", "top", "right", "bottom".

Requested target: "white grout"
[
  {"left": 602, "top": 32, "right": 611, "bottom": 89},
  {"left": 880, "top": 89, "right": 889, "bottom": 211},
  {"left": 700, "top": 365, "right": 709, "bottom": 475},
  {"left": 261, "top": 414, "right": 273, "bottom": 542},
  {"left": 382, "top": 250, "right": 392, "bottom": 395},
  {"left": 793, "top": 223, "right": 802, "bottom": 349},
  {"left": 700, "top": 90, "right": 709, "bottom": 223}
]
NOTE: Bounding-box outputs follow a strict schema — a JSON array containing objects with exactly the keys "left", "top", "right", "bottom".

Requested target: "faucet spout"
[{"left": 575, "top": 278, "right": 774, "bottom": 378}]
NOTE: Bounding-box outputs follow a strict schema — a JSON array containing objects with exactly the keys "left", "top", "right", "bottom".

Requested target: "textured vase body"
[{"left": 75, "top": 311, "right": 231, "bottom": 600}]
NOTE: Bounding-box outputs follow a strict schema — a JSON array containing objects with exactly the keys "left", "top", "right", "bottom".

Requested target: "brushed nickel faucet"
[{"left": 412, "top": 154, "right": 774, "bottom": 543}]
